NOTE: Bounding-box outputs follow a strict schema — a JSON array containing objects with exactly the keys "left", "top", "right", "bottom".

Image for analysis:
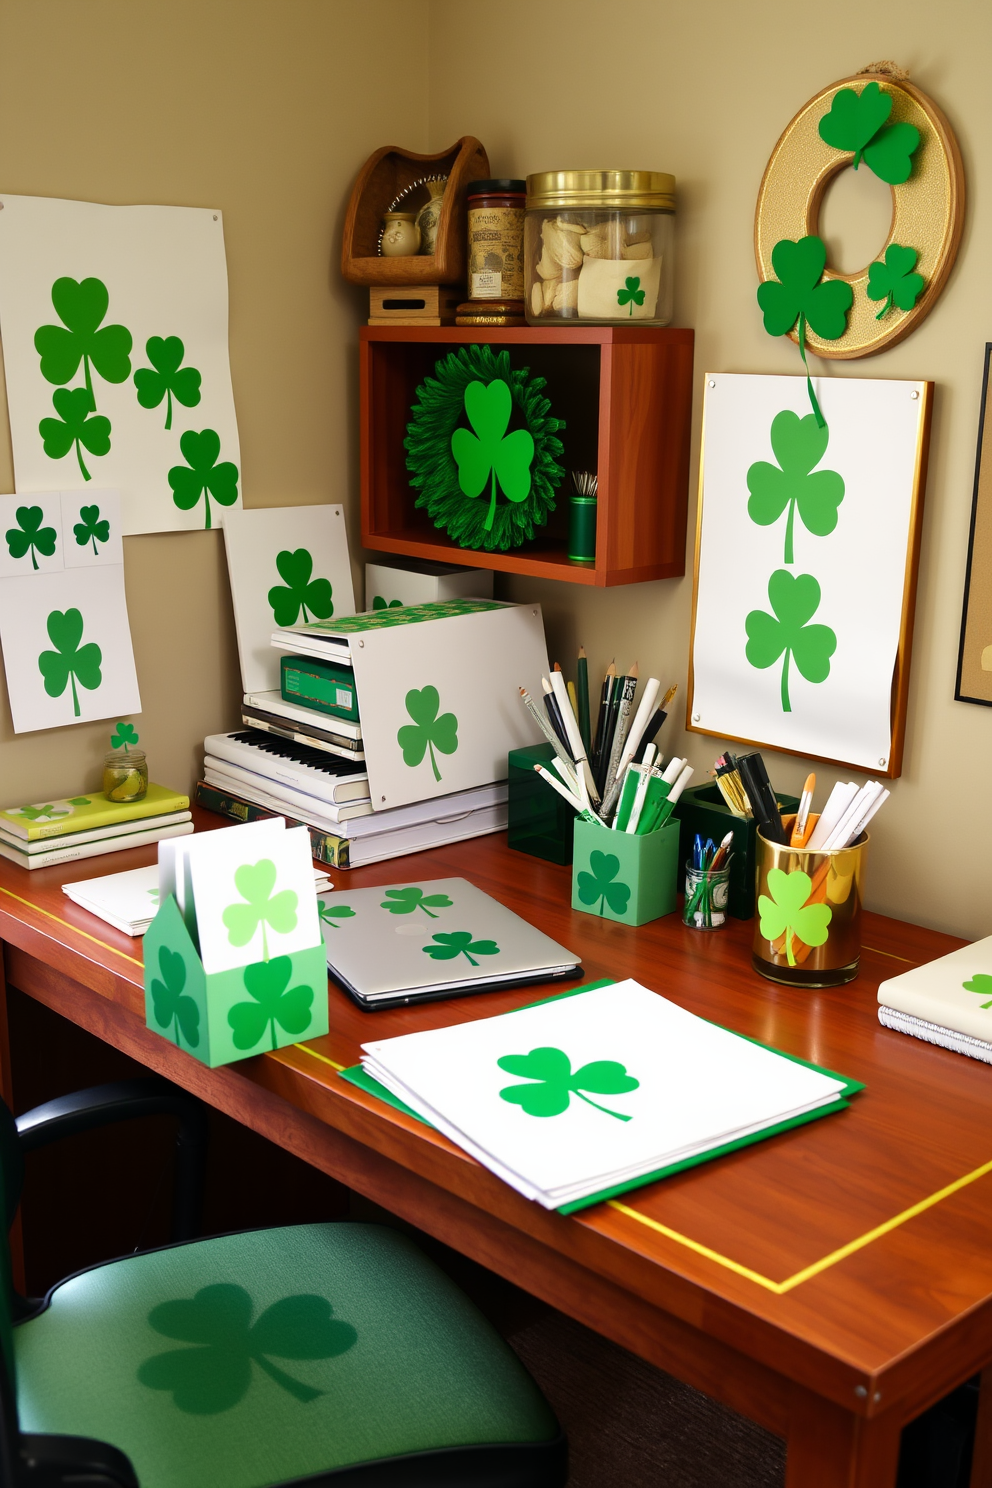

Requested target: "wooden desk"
[{"left": 1, "top": 809, "right": 990, "bottom": 1488}]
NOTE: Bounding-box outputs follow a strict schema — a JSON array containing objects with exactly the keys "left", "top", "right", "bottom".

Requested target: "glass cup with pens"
[{"left": 683, "top": 833, "right": 733, "bottom": 930}]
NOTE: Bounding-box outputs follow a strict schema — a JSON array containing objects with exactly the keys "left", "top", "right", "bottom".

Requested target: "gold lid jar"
[{"left": 525, "top": 169, "right": 675, "bottom": 213}]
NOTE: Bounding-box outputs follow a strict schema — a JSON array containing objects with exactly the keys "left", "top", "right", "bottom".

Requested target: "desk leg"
[
  {"left": 786, "top": 1389, "right": 901, "bottom": 1488},
  {"left": 0, "top": 946, "right": 25, "bottom": 1293},
  {"left": 971, "top": 1368, "right": 992, "bottom": 1488}
]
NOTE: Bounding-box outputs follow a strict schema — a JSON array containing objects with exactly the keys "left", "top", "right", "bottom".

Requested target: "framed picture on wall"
[{"left": 955, "top": 344, "right": 992, "bottom": 707}]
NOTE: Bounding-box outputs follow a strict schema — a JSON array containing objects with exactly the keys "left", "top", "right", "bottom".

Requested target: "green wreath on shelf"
[{"left": 404, "top": 344, "right": 566, "bottom": 553}]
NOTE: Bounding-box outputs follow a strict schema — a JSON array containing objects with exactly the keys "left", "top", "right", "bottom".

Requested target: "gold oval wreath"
[{"left": 754, "top": 68, "right": 965, "bottom": 359}]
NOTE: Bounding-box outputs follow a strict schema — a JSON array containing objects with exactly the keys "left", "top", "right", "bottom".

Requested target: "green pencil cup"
[
  {"left": 673, "top": 783, "right": 799, "bottom": 919},
  {"left": 571, "top": 817, "right": 679, "bottom": 927},
  {"left": 507, "top": 743, "right": 575, "bottom": 865},
  {"left": 567, "top": 496, "right": 597, "bottom": 562}
]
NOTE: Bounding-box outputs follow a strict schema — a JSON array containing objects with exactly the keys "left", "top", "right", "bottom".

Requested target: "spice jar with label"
[
  {"left": 467, "top": 179, "right": 526, "bottom": 303},
  {"left": 524, "top": 170, "right": 675, "bottom": 326}
]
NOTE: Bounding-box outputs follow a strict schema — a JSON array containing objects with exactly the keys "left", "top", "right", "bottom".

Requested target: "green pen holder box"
[
  {"left": 672, "top": 784, "right": 799, "bottom": 919},
  {"left": 507, "top": 743, "right": 575, "bottom": 866},
  {"left": 281, "top": 653, "right": 360, "bottom": 722},
  {"left": 571, "top": 817, "right": 679, "bottom": 927},
  {"left": 143, "top": 894, "right": 329, "bottom": 1068}
]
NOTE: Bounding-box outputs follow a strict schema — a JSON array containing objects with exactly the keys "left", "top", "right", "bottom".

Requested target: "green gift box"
[
  {"left": 143, "top": 894, "right": 329, "bottom": 1068},
  {"left": 571, "top": 817, "right": 679, "bottom": 927}
]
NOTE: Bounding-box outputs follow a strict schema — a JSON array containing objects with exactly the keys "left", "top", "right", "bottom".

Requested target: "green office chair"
[{"left": 0, "top": 1076, "right": 566, "bottom": 1487}]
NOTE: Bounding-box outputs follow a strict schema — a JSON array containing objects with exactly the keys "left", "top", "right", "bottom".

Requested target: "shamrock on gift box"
[
  {"left": 149, "top": 946, "right": 200, "bottom": 1049},
  {"left": 228, "top": 957, "right": 313, "bottom": 1051}
]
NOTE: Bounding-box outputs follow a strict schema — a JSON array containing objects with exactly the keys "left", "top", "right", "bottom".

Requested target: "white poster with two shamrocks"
[{"left": 0, "top": 194, "right": 242, "bottom": 535}]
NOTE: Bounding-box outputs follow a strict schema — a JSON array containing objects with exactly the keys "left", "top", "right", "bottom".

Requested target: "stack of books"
[
  {"left": 877, "top": 934, "right": 992, "bottom": 1065},
  {"left": 0, "top": 785, "right": 192, "bottom": 871}
]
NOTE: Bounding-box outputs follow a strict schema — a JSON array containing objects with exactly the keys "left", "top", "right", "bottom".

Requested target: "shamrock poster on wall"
[
  {"left": 0, "top": 195, "right": 242, "bottom": 536},
  {"left": 688, "top": 374, "right": 929, "bottom": 774}
]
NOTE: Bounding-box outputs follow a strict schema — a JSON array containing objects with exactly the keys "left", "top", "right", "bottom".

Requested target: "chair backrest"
[{"left": 0, "top": 1095, "right": 24, "bottom": 1486}]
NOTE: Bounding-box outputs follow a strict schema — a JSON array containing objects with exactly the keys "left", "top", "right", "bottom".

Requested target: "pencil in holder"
[
  {"left": 683, "top": 859, "right": 733, "bottom": 931},
  {"left": 508, "top": 743, "right": 575, "bottom": 865},
  {"left": 752, "top": 818, "right": 869, "bottom": 987},
  {"left": 673, "top": 783, "right": 799, "bottom": 919},
  {"left": 571, "top": 816, "right": 678, "bottom": 927}
]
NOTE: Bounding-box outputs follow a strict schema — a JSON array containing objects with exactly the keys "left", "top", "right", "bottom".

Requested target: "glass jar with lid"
[{"left": 524, "top": 170, "right": 675, "bottom": 326}]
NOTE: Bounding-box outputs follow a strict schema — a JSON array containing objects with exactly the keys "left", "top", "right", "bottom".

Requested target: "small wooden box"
[{"left": 368, "top": 285, "right": 461, "bottom": 326}]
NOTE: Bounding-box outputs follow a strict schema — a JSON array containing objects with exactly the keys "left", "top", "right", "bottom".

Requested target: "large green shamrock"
[
  {"left": 111, "top": 720, "right": 139, "bottom": 749},
  {"left": 228, "top": 957, "right": 314, "bottom": 1051},
  {"left": 745, "top": 570, "right": 836, "bottom": 713},
  {"left": 422, "top": 931, "right": 499, "bottom": 967},
  {"left": 34, "top": 276, "right": 132, "bottom": 410},
  {"left": 168, "top": 429, "right": 239, "bottom": 529},
  {"left": 758, "top": 868, "right": 832, "bottom": 967},
  {"left": 134, "top": 335, "right": 202, "bottom": 430},
  {"left": 380, "top": 886, "right": 453, "bottom": 919},
  {"left": 317, "top": 901, "right": 355, "bottom": 930},
  {"left": 746, "top": 410, "right": 845, "bottom": 564},
  {"left": 37, "top": 608, "right": 102, "bottom": 717},
  {"left": 397, "top": 686, "right": 458, "bottom": 782},
  {"left": 617, "top": 275, "right": 646, "bottom": 315},
  {"left": 5, "top": 505, "right": 57, "bottom": 570},
  {"left": 866, "top": 244, "right": 925, "bottom": 320},
  {"left": 497, "top": 1046, "right": 638, "bottom": 1122},
  {"left": 372, "top": 595, "right": 403, "bottom": 611},
  {"left": 451, "top": 379, "right": 535, "bottom": 533},
  {"left": 73, "top": 503, "right": 111, "bottom": 555},
  {"left": 963, "top": 974, "right": 992, "bottom": 1011},
  {"left": 267, "top": 548, "right": 334, "bottom": 625},
  {"left": 818, "top": 81, "right": 920, "bottom": 184},
  {"left": 39, "top": 388, "right": 111, "bottom": 482},
  {"left": 137, "top": 1282, "right": 356, "bottom": 1414},
  {"left": 756, "top": 236, "right": 853, "bottom": 426},
  {"left": 576, "top": 850, "right": 631, "bottom": 917},
  {"left": 222, "top": 859, "right": 298, "bottom": 961},
  {"left": 150, "top": 946, "right": 200, "bottom": 1048}
]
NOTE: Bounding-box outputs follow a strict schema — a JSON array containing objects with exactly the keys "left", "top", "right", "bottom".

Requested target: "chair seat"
[{"left": 14, "top": 1222, "right": 562, "bottom": 1488}]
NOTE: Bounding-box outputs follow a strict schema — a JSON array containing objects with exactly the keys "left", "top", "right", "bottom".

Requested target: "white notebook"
[{"left": 878, "top": 934, "right": 992, "bottom": 1046}]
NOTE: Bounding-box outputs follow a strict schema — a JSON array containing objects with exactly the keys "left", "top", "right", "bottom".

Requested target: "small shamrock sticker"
[
  {"left": 746, "top": 410, "right": 845, "bottom": 565},
  {"left": 168, "top": 429, "right": 239, "bottom": 529},
  {"left": 380, "top": 886, "right": 453, "bottom": 918},
  {"left": 150, "top": 946, "right": 200, "bottom": 1049},
  {"left": 372, "top": 595, "right": 403, "bottom": 611},
  {"left": 34, "top": 276, "right": 132, "bottom": 411},
  {"left": 451, "top": 378, "right": 535, "bottom": 532},
  {"left": 5, "top": 505, "right": 57, "bottom": 570},
  {"left": 497, "top": 1047, "right": 639, "bottom": 1121},
  {"left": 617, "top": 275, "right": 646, "bottom": 315},
  {"left": 745, "top": 570, "right": 836, "bottom": 713},
  {"left": 866, "top": 244, "right": 925, "bottom": 320},
  {"left": 14, "top": 803, "right": 71, "bottom": 823},
  {"left": 134, "top": 335, "right": 202, "bottom": 429},
  {"left": 268, "top": 548, "right": 334, "bottom": 626},
  {"left": 110, "top": 721, "right": 139, "bottom": 749},
  {"left": 397, "top": 686, "right": 458, "bottom": 782},
  {"left": 758, "top": 868, "right": 832, "bottom": 967},
  {"left": 68, "top": 796, "right": 91, "bottom": 805},
  {"left": 38, "top": 608, "right": 103, "bottom": 717},
  {"left": 222, "top": 859, "right": 298, "bottom": 961},
  {"left": 576, "top": 850, "right": 631, "bottom": 917},
  {"left": 317, "top": 900, "right": 355, "bottom": 930},
  {"left": 73, "top": 503, "right": 111, "bottom": 555},
  {"left": 422, "top": 931, "right": 499, "bottom": 966},
  {"left": 817, "top": 80, "right": 920, "bottom": 184},
  {"left": 39, "top": 387, "right": 111, "bottom": 481},
  {"left": 228, "top": 957, "right": 314, "bottom": 1051},
  {"left": 137, "top": 1283, "right": 356, "bottom": 1414},
  {"left": 963, "top": 974, "right": 992, "bottom": 1011}
]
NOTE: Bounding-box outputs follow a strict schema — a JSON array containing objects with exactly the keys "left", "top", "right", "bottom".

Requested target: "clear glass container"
[
  {"left": 524, "top": 170, "right": 675, "bottom": 326},
  {"left": 683, "top": 860, "right": 732, "bottom": 931},
  {"left": 103, "top": 748, "right": 148, "bottom": 802}
]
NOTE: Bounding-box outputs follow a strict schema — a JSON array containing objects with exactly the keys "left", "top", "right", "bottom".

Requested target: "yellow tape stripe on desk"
[{"left": 0, "top": 885, "right": 144, "bottom": 968}]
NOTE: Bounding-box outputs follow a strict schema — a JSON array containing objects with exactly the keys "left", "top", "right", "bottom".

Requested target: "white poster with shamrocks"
[
  {"left": 0, "top": 195, "right": 242, "bottom": 536},
  {"left": 689, "top": 373, "right": 927, "bottom": 772},
  {"left": 222, "top": 504, "right": 356, "bottom": 692}
]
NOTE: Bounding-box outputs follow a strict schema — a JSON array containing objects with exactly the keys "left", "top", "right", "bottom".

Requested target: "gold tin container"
[{"left": 752, "top": 819, "right": 868, "bottom": 988}]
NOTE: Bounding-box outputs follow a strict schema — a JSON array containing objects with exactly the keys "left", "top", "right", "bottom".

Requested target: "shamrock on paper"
[
  {"left": 745, "top": 570, "right": 836, "bottom": 713},
  {"left": 5, "top": 505, "right": 57, "bottom": 570},
  {"left": 137, "top": 1282, "right": 356, "bottom": 1414},
  {"left": 746, "top": 410, "right": 845, "bottom": 564},
  {"left": 576, "top": 850, "right": 631, "bottom": 917},
  {"left": 372, "top": 595, "right": 403, "bottom": 611},
  {"left": 617, "top": 276, "right": 646, "bottom": 315},
  {"left": 134, "top": 335, "right": 202, "bottom": 429},
  {"left": 422, "top": 931, "right": 499, "bottom": 967},
  {"left": 397, "top": 686, "right": 458, "bottom": 782},
  {"left": 380, "top": 886, "right": 453, "bottom": 918},
  {"left": 168, "top": 429, "right": 239, "bottom": 529},
  {"left": 866, "top": 244, "right": 925, "bottom": 320},
  {"left": 317, "top": 901, "right": 355, "bottom": 930},
  {"left": 758, "top": 868, "right": 832, "bottom": 967},
  {"left": 34, "top": 276, "right": 132, "bottom": 411},
  {"left": 39, "top": 387, "right": 111, "bottom": 481},
  {"left": 963, "top": 974, "right": 992, "bottom": 1011},
  {"left": 498, "top": 1046, "right": 639, "bottom": 1122},
  {"left": 73, "top": 503, "right": 111, "bottom": 555},
  {"left": 268, "top": 549, "right": 334, "bottom": 626},
  {"left": 818, "top": 80, "right": 920, "bottom": 184},
  {"left": 222, "top": 859, "right": 298, "bottom": 961},
  {"left": 14, "top": 803, "right": 71, "bottom": 823},
  {"left": 37, "top": 608, "right": 103, "bottom": 717},
  {"left": 111, "top": 720, "right": 139, "bottom": 749},
  {"left": 757, "top": 236, "right": 853, "bottom": 344},
  {"left": 451, "top": 378, "right": 535, "bottom": 532},
  {"left": 150, "top": 946, "right": 200, "bottom": 1048},
  {"left": 228, "top": 957, "right": 314, "bottom": 1051}
]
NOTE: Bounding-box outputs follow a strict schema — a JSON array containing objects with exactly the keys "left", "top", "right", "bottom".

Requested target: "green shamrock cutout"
[
  {"left": 317, "top": 901, "right": 355, "bottom": 930},
  {"left": 134, "top": 335, "right": 202, "bottom": 429},
  {"left": 268, "top": 549, "right": 334, "bottom": 626},
  {"left": 222, "top": 859, "right": 298, "bottom": 961},
  {"left": 372, "top": 595, "right": 403, "bottom": 611},
  {"left": 818, "top": 81, "right": 920, "bottom": 184},
  {"left": 497, "top": 1046, "right": 638, "bottom": 1122},
  {"left": 397, "top": 686, "right": 458, "bottom": 782},
  {"left": 15, "top": 803, "right": 71, "bottom": 822},
  {"left": 746, "top": 410, "right": 845, "bottom": 564},
  {"left": 34, "top": 276, "right": 132, "bottom": 410},
  {"left": 380, "top": 886, "right": 453, "bottom": 918},
  {"left": 756, "top": 236, "right": 853, "bottom": 426},
  {"left": 5, "top": 505, "right": 57, "bottom": 570},
  {"left": 745, "top": 570, "right": 836, "bottom": 713},
  {"left": 422, "top": 931, "right": 499, "bottom": 966},
  {"left": 68, "top": 796, "right": 91, "bottom": 805},
  {"left": 150, "top": 946, "right": 200, "bottom": 1048},
  {"left": 137, "top": 1283, "right": 356, "bottom": 1414},
  {"left": 450, "top": 378, "right": 535, "bottom": 533},
  {"left": 111, "top": 720, "right": 139, "bottom": 749},
  {"left": 576, "top": 850, "right": 631, "bottom": 917},
  {"left": 617, "top": 276, "right": 646, "bottom": 315},
  {"left": 38, "top": 608, "right": 103, "bottom": 717},
  {"left": 73, "top": 503, "right": 111, "bottom": 555},
  {"left": 866, "top": 244, "right": 925, "bottom": 320},
  {"left": 228, "top": 957, "right": 314, "bottom": 1051},
  {"left": 39, "top": 387, "right": 111, "bottom": 482},
  {"left": 168, "top": 429, "right": 239, "bottom": 529},
  {"left": 758, "top": 868, "right": 832, "bottom": 967},
  {"left": 963, "top": 974, "right": 992, "bottom": 1011}
]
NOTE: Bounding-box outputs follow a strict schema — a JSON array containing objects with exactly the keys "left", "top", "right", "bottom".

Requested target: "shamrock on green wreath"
[
  {"left": 422, "top": 931, "right": 499, "bottom": 967},
  {"left": 5, "top": 505, "right": 57, "bottom": 569},
  {"left": 150, "top": 946, "right": 200, "bottom": 1049},
  {"left": 228, "top": 957, "right": 314, "bottom": 1051},
  {"left": 617, "top": 276, "right": 645, "bottom": 315},
  {"left": 134, "top": 335, "right": 202, "bottom": 429},
  {"left": 73, "top": 503, "right": 111, "bottom": 555},
  {"left": 380, "top": 886, "right": 453, "bottom": 918},
  {"left": 817, "top": 80, "right": 920, "bottom": 185},
  {"left": 39, "top": 388, "right": 111, "bottom": 482},
  {"left": 866, "top": 244, "right": 925, "bottom": 320},
  {"left": 758, "top": 868, "right": 831, "bottom": 967},
  {"left": 450, "top": 378, "right": 535, "bottom": 532},
  {"left": 963, "top": 974, "right": 992, "bottom": 1011},
  {"left": 746, "top": 410, "right": 845, "bottom": 565},
  {"left": 397, "top": 686, "right": 458, "bottom": 782},
  {"left": 497, "top": 1047, "right": 639, "bottom": 1121},
  {"left": 576, "top": 850, "right": 630, "bottom": 917},
  {"left": 168, "top": 429, "right": 239, "bottom": 529},
  {"left": 268, "top": 548, "right": 334, "bottom": 626},
  {"left": 745, "top": 570, "right": 836, "bottom": 714},
  {"left": 38, "top": 608, "right": 103, "bottom": 717}
]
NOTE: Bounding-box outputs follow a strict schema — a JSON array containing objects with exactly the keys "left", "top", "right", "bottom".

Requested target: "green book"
[
  {"left": 0, "top": 783, "right": 190, "bottom": 841},
  {"left": 280, "top": 654, "right": 360, "bottom": 722}
]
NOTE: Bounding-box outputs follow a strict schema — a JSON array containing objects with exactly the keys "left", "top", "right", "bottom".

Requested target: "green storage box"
[
  {"left": 571, "top": 817, "right": 679, "bottom": 927},
  {"left": 281, "top": 653, "right": 360, "bottom": 722},
  {"left": 507, "top": 743, "right": 575, "bottom": 866},
  {"left": 672, "top": 783, "right": 799, "bottom": 920}
]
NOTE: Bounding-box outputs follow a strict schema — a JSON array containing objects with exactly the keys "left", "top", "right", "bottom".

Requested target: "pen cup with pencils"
[
  {"left": 568, "top": 471, "right": 597, "bottom": 563},
  {"left": 571, "top": 816, "right": 679, "bottom": 928},
  {"left": 752, "top": 820, "right": 869, "bottom": 987},
  {"left": 683, "top": 859, "right": 733, "bottom": 931}
]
